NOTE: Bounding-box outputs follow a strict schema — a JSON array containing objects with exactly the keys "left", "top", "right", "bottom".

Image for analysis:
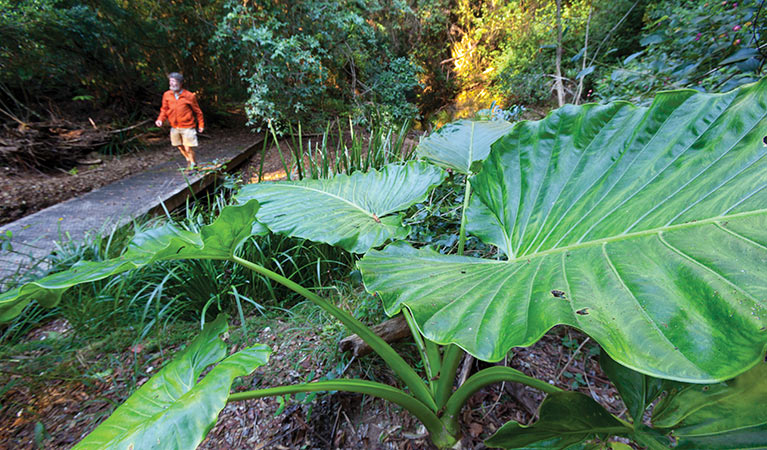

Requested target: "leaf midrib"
[
  {"left": 466, "top": 121, "right": 475, "bottom": 171},
  {"left": 266, "top": 183, "right": 376, "bottom": 218},
  {"left": 505, "top": 207, "right": 767, "bottom": 265}
]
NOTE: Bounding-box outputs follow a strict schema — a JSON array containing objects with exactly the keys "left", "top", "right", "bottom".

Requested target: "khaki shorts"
[{"left": 170, "top": 127, "right": 198, "bottom": 147}]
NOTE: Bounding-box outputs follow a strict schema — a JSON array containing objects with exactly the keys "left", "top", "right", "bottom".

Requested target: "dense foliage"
[
  {"left": 2, "top": 0, "right": 762, "bottom": 129},
  {"left": 0, "top": 0, "right": 451, "bottom": 128},
  {"left": 0, "top": 0, "right": 232, "bottom": 113},
  {"left": 597, "top": 0, "right": 767, "bottom": 102},
  {"left": 444, "top": 0, "right": 646, "bottom": 107},
  {"left": 211, "top": 0, "right": 426, "bottom": 129}
]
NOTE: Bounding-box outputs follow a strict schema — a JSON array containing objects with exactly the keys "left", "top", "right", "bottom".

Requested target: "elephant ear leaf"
[
  {"left": 234, "top": 161, "right": 446, "bottom": 253},
  {"left": 359, "top": 80, "right": 767, "bottom": 382},
  {"left": 73, "top": 315, "right": 270, "bottom": 449},
  {"left": 485, "top": 392, "right": 631, "bottom": 449},
  {"left": 416, "top": 119, "right": 513, "bottom": 174},
  {"left": 599, "top": 352, "right": 674, "bottom": 423},
  {"left": 0, "top": 200, "right": 266, "bottom": 322},
  {"left": 127, "top": 198, "right": 267, "bottom": 261},
  {"left": 651, "top": 362, "right": 767, "bottom": 450}
]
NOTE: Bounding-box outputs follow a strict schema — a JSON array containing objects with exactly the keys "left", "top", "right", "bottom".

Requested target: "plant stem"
[
  {"left": 555, "top": 0, "right": 565, "bottom": 107},
  {"left": 434, "top": 344, "right": 463, "bottom": 410},
  {"left": 231, "top": 285, "right": 248, "bottom": 335},
  {"left": 441, "top": 366, "right": 563, "bottom": 437},
  {"left": 434, "top": 165, "right": 474, "bottom": 409},
  {"left": 231, "top": 255, "right": 437, "bottom": 411},
  {"left": 457, "top": 178, "right": 472, "bottom": 256},
  {"left": 229, "top": 379, "right": 458, "bottom": 448},
  {"left": 402, "top": 308, "right": 438, "bottom": 391},
  {"left": 424, "top": 339, "right": 442, "bottom": 383},
  {"left": 257, "top": 131, "right": 269, "bottom": 182}
]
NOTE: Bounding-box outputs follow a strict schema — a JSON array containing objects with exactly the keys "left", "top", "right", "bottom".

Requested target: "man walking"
[{"left": 155, "top": 72, "right": 204, "bottom": 169}]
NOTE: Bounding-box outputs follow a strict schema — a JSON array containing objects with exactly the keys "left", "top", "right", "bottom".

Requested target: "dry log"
[
  {"left": 338, "top": 314, "right": 410, "bottom": 357},
  {"left": 503, "top": 379, "right": 540, "bottom": 418}
]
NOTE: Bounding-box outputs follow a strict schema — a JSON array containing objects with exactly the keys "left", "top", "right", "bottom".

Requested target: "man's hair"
[{"left": 168, "top": 72, "right": 184, "bottom": 84}]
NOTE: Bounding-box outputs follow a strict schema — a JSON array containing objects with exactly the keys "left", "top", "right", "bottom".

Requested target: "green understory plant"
[
  {"left": 2, "top": 80, "right": 767, "bottom": 448},
  {"left": 261, "top": 116, "right": 417, "bottom": 183}
]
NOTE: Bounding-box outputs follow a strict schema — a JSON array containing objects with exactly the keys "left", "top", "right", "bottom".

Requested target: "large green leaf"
[
  {"left": 359, "top": 80, "right": 767, "bottom": 381},
  {"left": 485, "top": 392, "right": 630, "bottom": 449},
  {"left": 234, "top": 161, "right": 446, "bottom": 253},
  {"left": 652, "top": 362, "right": 767, "bottom": 449},
  {"left": 0, "top": 200, "right": 267, "bottom": 322},
  {"left": 73, "top": 315, "right": 270, "bottom": 449},
  {"left": 416, "top": 119, "right": 513, "bottom": 174},
  {"left": 599, "top": 352, "right": 672, "bottom": 423},
  {"left": 600, "top": 359, "right": 767, "bottom": 449},
  {"left": 672, "top": 423, "right": 767, "bottom": 450}
]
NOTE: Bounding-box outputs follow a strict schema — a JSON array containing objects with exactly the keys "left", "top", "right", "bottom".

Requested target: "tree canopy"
[{"left": 1, "top": 0, "right": 763, "bottom": 128}]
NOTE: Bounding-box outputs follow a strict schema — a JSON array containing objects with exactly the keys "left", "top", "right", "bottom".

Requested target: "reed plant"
[{"left": 260, "top": 117, "right": 416, "bottom": 182}]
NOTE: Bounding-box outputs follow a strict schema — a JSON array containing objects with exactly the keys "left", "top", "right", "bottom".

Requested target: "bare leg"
[
  {"left": 177, "top": 146, "right": 189, "bottom": 162},
  {"left": 185, "top": 146, "right": 197, "bottom": 167},
  {"left": 177, "top": 146, "right": 195, "bottom": 168}
]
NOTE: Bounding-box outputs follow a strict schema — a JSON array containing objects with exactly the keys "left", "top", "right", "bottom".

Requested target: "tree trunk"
[
  {"left": 575, "top": 9, "right": 592, "bottom": 105},
  {"left": 555, "top": 0, "right": 565, "bottom": 107}
]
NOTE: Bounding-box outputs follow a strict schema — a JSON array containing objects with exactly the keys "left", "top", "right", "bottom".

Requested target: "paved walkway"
[{"left": 0, "top": 134, "right": 264, "bottom": 281}]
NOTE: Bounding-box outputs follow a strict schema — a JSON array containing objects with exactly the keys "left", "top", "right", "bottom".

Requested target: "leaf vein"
[
  {"left": 601, "top": 242, "right": 695, "bottom": 365},
  {"left": 570, "top": 94, "right": 735, "bottom": 245},
  {"left": 429, "top": 263, "right": 527, "bottom": 339},
  {"left": 714, "top": 222, "right": 767, "bottom": 252},
  {"left": 475, "top": 261, "right": 528, "bottom": 350},
  {"left": 522, "top": 106, "right": 622, "bottom": 256},
  {"left": 522, "top": 256, "right": 546, "bottom": 338},
  {"left": 722, "top": 182, "right": 767, "bottom": 216},
  {"left": 657, "top": 232, "right": 761, "bottom": 310},
  {"left": 517, "top": 121, "right": 557, "bottom": 255},
  {"left": 645, "top": 117, "right": 767, "bottom": 229}
]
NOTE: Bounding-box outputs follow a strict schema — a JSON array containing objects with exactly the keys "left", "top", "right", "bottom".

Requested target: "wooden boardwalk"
[{"left": 0, "top": 135, "right": 264, "bottom": 282}]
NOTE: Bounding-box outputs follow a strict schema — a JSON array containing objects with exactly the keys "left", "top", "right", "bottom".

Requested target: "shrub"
[
  {"left": 596, "top": 0, "right": 766, "bottom": 102},
  {"left": 212, "top": 0, "right": 424, "bottom": 131}
]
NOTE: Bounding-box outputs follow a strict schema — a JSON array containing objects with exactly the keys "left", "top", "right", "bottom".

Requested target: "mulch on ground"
[{"left": 0, "top": 314, "right": 626, "bottom": 449}]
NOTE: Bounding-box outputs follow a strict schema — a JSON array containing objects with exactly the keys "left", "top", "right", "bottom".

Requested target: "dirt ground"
[
  {"left": 196, "top": 326, "right": 626, "bottom": 450},
  {"left": 0, "top": 317, "right": 625, "bottom": 450}
]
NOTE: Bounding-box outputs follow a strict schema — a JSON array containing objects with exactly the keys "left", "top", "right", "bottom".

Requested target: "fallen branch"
[
  {"left": 338, "top": 314, "right": 410, "bottom": 357},
  {"left": 109, "top": 118, "right": 152, "bottom": 134}
]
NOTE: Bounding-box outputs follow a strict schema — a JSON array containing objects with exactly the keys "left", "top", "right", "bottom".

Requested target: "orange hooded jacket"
[{"left": 157, "top": 90, "right": 205, "bottom": 129}]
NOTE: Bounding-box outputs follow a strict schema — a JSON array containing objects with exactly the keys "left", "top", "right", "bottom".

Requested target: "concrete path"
[{"left": 0, "top": 134, "right": 264, "bottom": 281}]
